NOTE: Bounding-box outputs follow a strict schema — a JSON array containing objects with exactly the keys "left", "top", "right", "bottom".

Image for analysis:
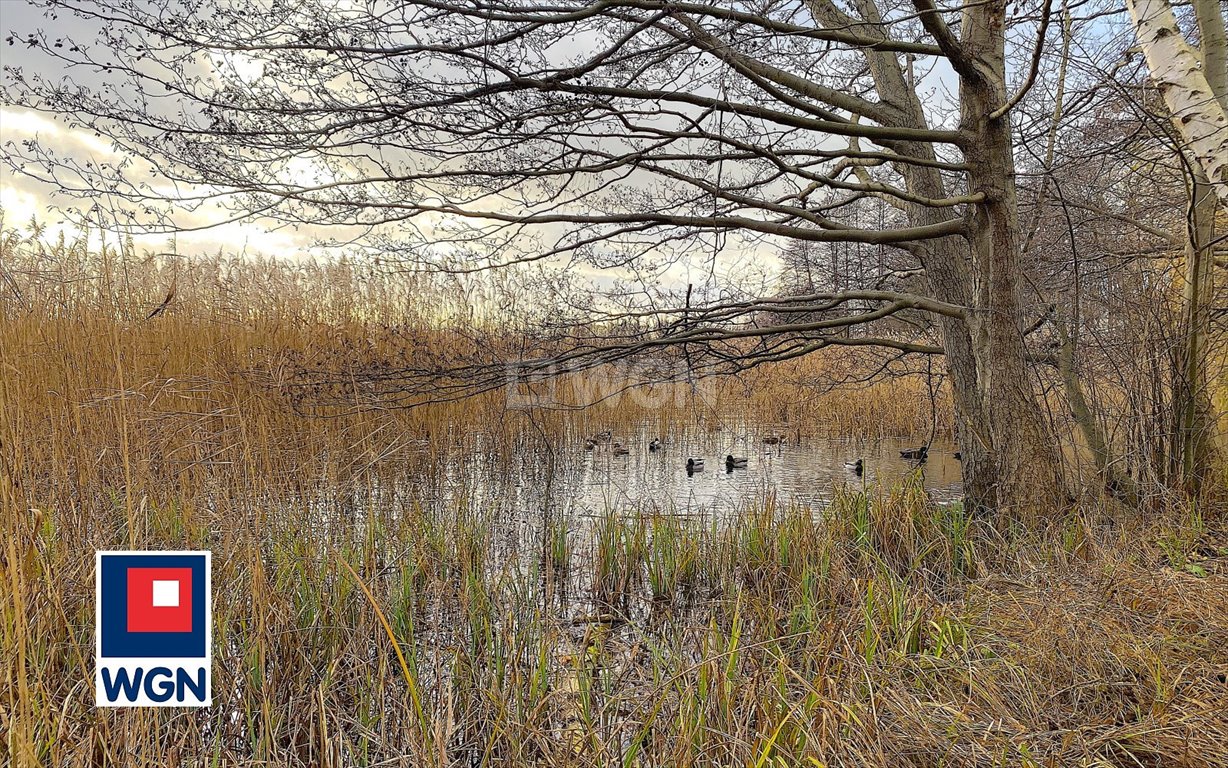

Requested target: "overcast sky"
[
  {"left": 0, "top": 0, "right": 790, "bottom": 305},
  {"left": 0, "top": 0, "right": 975, "bottom": 298},
  {"left": 0, "top": 0, "right": 332, "bottom": 255}
]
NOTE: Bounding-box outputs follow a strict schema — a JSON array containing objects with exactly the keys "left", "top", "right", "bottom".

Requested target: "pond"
[{"left": 420, "top": 421, "right": 965, "bottom": 522}]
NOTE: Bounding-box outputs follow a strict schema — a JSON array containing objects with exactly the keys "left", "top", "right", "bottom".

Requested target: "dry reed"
[{"left": 1, "top": 232, "right": 1225, "bottom": 767}]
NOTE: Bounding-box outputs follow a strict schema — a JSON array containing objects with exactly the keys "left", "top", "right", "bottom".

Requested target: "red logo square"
[{"left": 126, "top": 567, "right": 193, "bottom": 633}]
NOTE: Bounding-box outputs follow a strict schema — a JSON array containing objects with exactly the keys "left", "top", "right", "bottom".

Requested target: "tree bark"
[
  {"left": 958, "top": 0, "right": 1068, "bottom": 518},
  {"left": 1127, "top": 0, "right": 1228, "bottom": 211},
  {"left": 806, "top": 0, "right": 1069, "bottom": 517},
  {"left": 1191, "top": 0, "right": 1228, "bottom": 114},
  {"left": 1177, "top": 173, "right": 1222, "bottom": 494}
]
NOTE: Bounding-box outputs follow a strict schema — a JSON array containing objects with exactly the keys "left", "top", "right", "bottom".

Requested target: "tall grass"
[{"left": 2, "top": 231, "right": 1226, "bottom": 766}]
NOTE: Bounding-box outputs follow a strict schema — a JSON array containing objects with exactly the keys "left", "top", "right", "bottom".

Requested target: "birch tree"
[
  {"left": 1127, "top": 0, "right": 1228, "bottom": 210},
  {"left": 1126, "top": 0, "right": 1226, "bottom": 491}
]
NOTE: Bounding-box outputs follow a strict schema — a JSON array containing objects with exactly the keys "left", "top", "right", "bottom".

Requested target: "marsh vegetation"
[
  {"left": 2, "top": 0, "right": 1228, "bottom": 764},
  {"left": 2, "top": 242, "right": 1225, "bottom": 766}
]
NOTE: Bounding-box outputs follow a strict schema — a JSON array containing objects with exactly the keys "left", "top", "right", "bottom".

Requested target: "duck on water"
[{"left": 725, "top": 455, "right": 748, "bottom": 470}]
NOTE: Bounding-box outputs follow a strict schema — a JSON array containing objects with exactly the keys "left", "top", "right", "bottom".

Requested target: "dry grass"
[
  {"left": 4, "top": 478, "right": 1226, "bottom": 767},
  {"left": 2, "top": 234, "right": 1226, "bottom": 767}
]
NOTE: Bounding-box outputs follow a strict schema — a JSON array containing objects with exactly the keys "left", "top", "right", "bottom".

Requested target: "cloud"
[{"left": 0, "top": 105, "right": 333, "bottom": 256}]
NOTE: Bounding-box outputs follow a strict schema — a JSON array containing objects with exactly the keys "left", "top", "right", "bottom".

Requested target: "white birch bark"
[{"left": 1127, "top": 0, "right": 1228, "bottom": 211}]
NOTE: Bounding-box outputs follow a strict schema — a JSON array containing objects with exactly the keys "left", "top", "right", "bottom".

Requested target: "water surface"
[{"left": 427, "top": 423, "right": 964, "bottom": 521}]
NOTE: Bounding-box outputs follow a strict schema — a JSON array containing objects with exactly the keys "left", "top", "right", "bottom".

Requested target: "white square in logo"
[{"left": 151, "top": 580, "right": 180, "bottom": 607}]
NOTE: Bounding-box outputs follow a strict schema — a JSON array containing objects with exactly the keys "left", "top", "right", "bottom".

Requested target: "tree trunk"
[
  {"left": 1055, "top": 317, "right": 1140, "bottom": 505},
  {"left": 1127, "top": 0, "right": 1228, "bottom": 211},
  {"left": 935, "top": 312, "right": 999, "bottom": 511},
  {"left": 1191, "top": 0, "right": 1227, "bottom": 115},
  {"left": 1176, "top": 175, "right": 1221, "bottom": 494},
  {"left": 958, "top": 0, "right": 1068, "bottom": 518},
  {"left": 1139, "top": 0, "right": 1227, "bottom": 493},
  {"left": 806, "top": 0, "right": 1069, "bottom": 517}
]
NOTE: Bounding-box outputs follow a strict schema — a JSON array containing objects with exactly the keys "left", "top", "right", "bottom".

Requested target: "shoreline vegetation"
[
  {"left": 3, "top": 234, "right": 1226, "bottom": 766},
  {"left": 2, "top": 0, "right": 1226, "bottom": 758}
]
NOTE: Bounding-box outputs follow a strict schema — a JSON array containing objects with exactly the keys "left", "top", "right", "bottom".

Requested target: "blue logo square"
[{"left": 98, "top": 553, "right": 209, "bottom": 658}]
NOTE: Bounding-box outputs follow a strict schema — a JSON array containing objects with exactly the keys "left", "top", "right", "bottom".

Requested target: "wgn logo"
[{"left": 95, "top": 551, "right": 211, "bottom": 707}]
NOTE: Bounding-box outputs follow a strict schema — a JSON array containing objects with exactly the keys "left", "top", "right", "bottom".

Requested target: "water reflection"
[{"left": 430, "top": 423, "right": 964, "bottom": 520}]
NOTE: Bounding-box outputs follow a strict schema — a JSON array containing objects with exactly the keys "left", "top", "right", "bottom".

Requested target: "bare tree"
[{"left": 5, "top": 0, "right": 1165, "bottom": 516}]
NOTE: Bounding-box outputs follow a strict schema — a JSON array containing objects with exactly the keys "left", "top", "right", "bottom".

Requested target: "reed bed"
[
  {"left": 5, "top": 474, "right": 1226, "bottom": 767},
  {"left": 3, "top": 233, "right": 1226, "bottom": 767}
]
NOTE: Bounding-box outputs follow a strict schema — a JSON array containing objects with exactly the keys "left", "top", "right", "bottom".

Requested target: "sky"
[
  {"left": 0, "top": 0, "right": 986, "bottom": 288},
  {"left": 0, "top": 0, "right": 330, "bottom": 255},
  {"left": 0, "top": 0, "right": 804, "bottom": 301}
]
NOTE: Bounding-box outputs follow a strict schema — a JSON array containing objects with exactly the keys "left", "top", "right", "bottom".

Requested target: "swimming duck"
[
  {"left": 763, "top": 435, "right": 784, "bottom": 445},
  {"left": 899, "top": 446, "right": 928, "bottom": 460},
  {"left": 584, "top": 438, "right": 598, "bottom": 451},
  {"left": 725, "top": 455, "right": 748, "bottom": 469},
  {"left": 846, "top": 458, "right": 864, "bottom": 476},
  {"left": 686, "top": 458, "right": 704, "bottom": 472},
  {"left": 648, "top": 438, "right": 662, "bottom": 452},
  {"left": 613, "top": 446, "right": 630, "bottom": 456}
]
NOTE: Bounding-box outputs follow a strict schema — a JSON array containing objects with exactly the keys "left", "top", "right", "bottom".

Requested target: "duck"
[
  {"left": 686, "top": 458, "right": 705, "bottom": 472},
  {"left": 612, "top": 442, "right": 630, "bottom": 456},
  {"left": 584, "top": 438, "right": 598, "bottom": 451},
  {"left": 763, "top": 435, "right": 784, "bottom": 446},
  {"left": 846, "top": 458, "right": 864, "bottom": 476},
  {"left": 899, "top": 446, "right": 929, "bottom": 461},
  {"left": 648, "top": 438, "right": 662, "bottom": 452},
  {"left": 725, "top": 455, "right": 748, "bottom": 470}
]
